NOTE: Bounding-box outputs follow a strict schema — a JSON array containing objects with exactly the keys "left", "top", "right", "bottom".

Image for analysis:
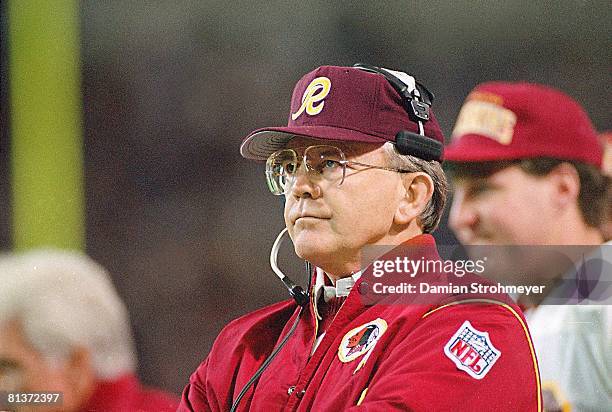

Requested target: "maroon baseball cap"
[
  {"left": 445, "top": 82, "right": 602, "bottom": 168},
  {"left": 240, "top": 65, "right": 444, "bottom": 161}
]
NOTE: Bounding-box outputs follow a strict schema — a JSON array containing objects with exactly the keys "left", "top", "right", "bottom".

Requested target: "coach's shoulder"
[
  {"left": 422, "top": 297, "right": 532, "bottom": 341},
  {"left": 372, "top": 298, "right": 541, "bottom": 411},
  {"left": 184, "top": 299, "right": 298, "bottom": 406},
  {"left": 418, "top": 299, "right": 539, "bottom": 385},
  {"left": 206, "top": 298, "right": 298, "bottom": 359}
]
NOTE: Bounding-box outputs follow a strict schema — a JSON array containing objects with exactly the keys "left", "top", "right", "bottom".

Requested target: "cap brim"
[
  {"left": 445, "top": 133, "right": 605, "bottom": 165},
  {"left": 240, "top": 126, "right": 391, "bottom": 160},
  {"left": 444, "top": 134, "right": 526, "bottom": 163}
]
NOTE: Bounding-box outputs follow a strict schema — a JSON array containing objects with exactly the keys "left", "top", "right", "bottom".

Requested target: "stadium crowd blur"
[{"left": 0, "top": 2, "right": 608, "bottom": 395}]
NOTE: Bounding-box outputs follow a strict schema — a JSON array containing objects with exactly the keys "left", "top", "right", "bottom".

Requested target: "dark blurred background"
[{"left": 1, "top": 1, "right": 610, "bottom": 394}]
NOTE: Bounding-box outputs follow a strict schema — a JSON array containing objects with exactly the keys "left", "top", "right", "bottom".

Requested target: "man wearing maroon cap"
[
  {"left": 446, "top": 82, "right": 611, "bottom": 411},
  {"left": 180, "top": 65, "right": 541, "bottom": 411}
]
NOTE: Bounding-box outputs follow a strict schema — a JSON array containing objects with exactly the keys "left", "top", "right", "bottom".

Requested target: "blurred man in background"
[
  {"left": 0, "top": 249, "right": 178, "bottom": 412},
  {"left": 445, "top": 82, "right": 611, "bottom": 411}
]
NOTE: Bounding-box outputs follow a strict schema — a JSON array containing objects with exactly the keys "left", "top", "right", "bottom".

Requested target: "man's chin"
[
  {"left": 293, "top": 243, "right": 327, "bottom": 263},
  {"left": 291, "top": 234, "right": 334, "bottom": 263}
]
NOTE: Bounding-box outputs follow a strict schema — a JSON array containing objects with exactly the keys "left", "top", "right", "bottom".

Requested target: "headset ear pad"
[{"left": 395, "top": 130, "right": 443, "bottom": 162}]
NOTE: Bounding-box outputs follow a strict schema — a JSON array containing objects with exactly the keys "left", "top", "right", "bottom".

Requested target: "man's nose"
[{"left": 287, "top": 162, "right": 321, "bottom": 199}]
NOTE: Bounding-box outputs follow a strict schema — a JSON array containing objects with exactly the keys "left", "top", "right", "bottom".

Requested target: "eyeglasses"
[{"left": 265, "top": 145, "right": 413, "bottom": 195}]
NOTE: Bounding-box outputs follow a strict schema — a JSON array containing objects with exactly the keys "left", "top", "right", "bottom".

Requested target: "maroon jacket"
[
  {"left": 180, "top": 235, "right": 541, "bottom": 411},
  {"left": 81, "top": 374, "right": 178, "bottom": 411}
]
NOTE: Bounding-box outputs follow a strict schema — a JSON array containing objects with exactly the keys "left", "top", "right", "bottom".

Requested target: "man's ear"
[
  {"left": 548, "top": 163, "right": 580, "bottom": 210},
  {"left": 394, "top": 173, "right": 434, "bottom": 225}
]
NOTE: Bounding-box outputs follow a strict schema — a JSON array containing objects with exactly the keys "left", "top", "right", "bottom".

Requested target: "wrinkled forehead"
[{"left": 286, "top": 136, "right": 385, "bottom": 158}]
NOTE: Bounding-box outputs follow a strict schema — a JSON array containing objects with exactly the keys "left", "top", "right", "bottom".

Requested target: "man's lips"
[
  {"left": 294, "top": 215, "right": 328, "bottom": 223},
  {"left": 291, "top": 213, "right": 330, "bottom": 225}
]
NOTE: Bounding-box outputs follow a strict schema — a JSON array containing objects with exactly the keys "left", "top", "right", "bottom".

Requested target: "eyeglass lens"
[{"left": 265, "top": 145, "right": 347, "bottom": 195}]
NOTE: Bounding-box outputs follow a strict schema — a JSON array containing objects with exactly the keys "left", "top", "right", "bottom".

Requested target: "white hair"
[{"left": 0, "top": 249, "right": 136, "bottom": 379}]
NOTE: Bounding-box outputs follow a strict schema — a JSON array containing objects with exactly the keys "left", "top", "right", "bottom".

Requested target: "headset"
[
  {"left": 353, "top": 63, "right": 443, "bottom": 162},
  {"left": 230, "top": 65, "right": 441, "bottom": 411}
]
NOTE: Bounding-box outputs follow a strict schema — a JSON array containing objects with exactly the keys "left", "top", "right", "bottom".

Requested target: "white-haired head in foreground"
[{"left": 0, "top": 249, "right": 136, "bottom": 379}]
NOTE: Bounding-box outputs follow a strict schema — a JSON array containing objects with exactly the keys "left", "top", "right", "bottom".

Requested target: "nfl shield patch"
[{"left": 444, "top": 320, "right": 501, "bottom": 379}]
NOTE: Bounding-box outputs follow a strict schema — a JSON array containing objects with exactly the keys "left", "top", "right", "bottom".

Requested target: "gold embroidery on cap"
[
  {"left": 291, "top": 77, "right": 331, "bottom": 120},
  {"left": 452, "top": 100, "right": 517, "bottom": 145}
]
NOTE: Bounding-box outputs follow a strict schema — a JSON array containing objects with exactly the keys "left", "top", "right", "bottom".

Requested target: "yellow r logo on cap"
[{"left": 291, "top": 77, "right": 331, "bottom": 120}]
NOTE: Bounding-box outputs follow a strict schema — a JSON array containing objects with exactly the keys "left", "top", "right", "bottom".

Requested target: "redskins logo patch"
[
  {"left": 444, "top": 320, "right": 501, "bottom": 379},
  {"left": 338, "top": 318, "right": 387, "bottom": 363},
  {"left": 291, "top": 77, "right": 331, "bottom": 120}
]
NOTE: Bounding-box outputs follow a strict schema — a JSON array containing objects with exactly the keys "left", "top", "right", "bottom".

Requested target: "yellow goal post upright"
[{"left": 7, "top": 0, "right": 85, "bottom": 251}]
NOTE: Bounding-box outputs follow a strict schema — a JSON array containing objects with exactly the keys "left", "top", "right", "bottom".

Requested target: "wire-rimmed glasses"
[{"left": 265, "top": 145, "right": 412, "bottom": 195}]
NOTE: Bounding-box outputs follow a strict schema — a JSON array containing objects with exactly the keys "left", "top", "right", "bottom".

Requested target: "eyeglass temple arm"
[{"left": 343, "top": 159, "right": 413, "bottom": 174}]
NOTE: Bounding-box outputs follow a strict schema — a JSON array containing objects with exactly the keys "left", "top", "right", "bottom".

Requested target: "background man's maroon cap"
[
  {"left": 240, "top": 65, "right": 444, "bottom": 161},
  {"left": 445, "top": 82, "right": 603, "bottom": 168}
]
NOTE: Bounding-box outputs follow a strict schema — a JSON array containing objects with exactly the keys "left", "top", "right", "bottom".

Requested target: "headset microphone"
[{"left": 270, "top": 228, "right": 310, "bottom": 307}]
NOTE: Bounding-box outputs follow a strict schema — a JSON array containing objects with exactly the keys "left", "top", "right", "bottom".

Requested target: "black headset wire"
[
  {"left": 229, "top": 261, "right": 312, "bottom": 412},
  {"left": 229, "top": 306, "right": 304, "bottom": 412}
]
